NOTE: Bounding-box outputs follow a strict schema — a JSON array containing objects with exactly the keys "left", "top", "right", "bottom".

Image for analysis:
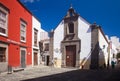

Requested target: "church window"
[{"left": 68, "top": 23, "right": 74, "bottom": 34}]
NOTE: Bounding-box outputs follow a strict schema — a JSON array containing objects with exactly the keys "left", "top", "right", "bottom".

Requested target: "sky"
[{"left": 20, "top": 0, "right": 120, "bottom": 38}]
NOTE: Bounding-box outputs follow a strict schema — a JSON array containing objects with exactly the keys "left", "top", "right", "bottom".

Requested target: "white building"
[
  {"left": 110, "top": 36, "right": 120, "bottom": 53},
  {"left": 40, "top": 29, "right": 49, "bottom": 41},
  {"left": 32, "top": 16, "right": 41, "bottom": 66},
  {"left": 110, "top": 36, "right": 120, "bottom": 48},
  {"left": 40, "top": 29, "right": 50, "bottom": 65},
  {"left": 98, "top": 28, "right": 109, "bottom": 68},
  {"left": 50, "top": 7, "right": 109, "bottom": 69}
]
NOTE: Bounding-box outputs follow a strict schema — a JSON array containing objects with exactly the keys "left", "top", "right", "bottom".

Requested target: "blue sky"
[{"left": 20, "top": 0, "right": 120, "bottom": 38}]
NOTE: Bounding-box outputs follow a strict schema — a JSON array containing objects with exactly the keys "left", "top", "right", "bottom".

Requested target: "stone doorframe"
[
  {"left": 0, "top": 42, "right": 8, "bottom": 72},
  {"left": 61, "top": 40, "right": 81, "bottom": 68},
  {"left": 33, "top": 51, "right": 38, "bottom": 66}
]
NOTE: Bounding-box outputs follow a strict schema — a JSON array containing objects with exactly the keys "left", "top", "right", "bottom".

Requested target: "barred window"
[
  {"left": 44, "top": 43, "right": 49, "bottom": 51},
  {"left": 0, "top": 47, "right": 6, "bottom": 62}
]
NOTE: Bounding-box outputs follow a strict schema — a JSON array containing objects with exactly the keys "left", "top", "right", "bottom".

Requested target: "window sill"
[
  {"left": 66, "top": 33, "right": 75, "bottom": 36},
  {"left": 0, "top": 33, "right": 8, "bottom": 37},
  {"left": 66, "top": 33, "right": 75, "bottom": 40},
  {"left": 20, "top": 40, "right": 26, "bottom": 43},
  {"left": 34, "top": 45, "right": 38, "bottom": 47}
]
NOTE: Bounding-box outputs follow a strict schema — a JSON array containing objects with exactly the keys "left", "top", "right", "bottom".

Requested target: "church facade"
[{"left": 51, "top": 7, "right": 109, "bottom": 69}]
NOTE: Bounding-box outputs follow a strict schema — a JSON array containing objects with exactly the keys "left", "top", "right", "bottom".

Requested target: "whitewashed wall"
[
  {"left": 78, "top": 16, "right": 91, "bottom": 62},
  {"left": 110, "top": 43, "right": 117, "bottom": 65},
  {"left": 53, "top": 17, "right": 91, "bottom": 68},
  {"left": 40, "top": 29, "right": 49, "bottom": 40},
  {"left": 32, "top": 16, "right": 41, "bottom": 66},
  {"left": 53, "top": 21, "right": 64, "bottom": 59},
  {"left": 110, "top": 36, "right": 120, "bottom": 48},
  {"left": 98, "top": 29, "right": 108, "bottom": 65},
  {"left": 111, "top": 43, "right": 117, "bottom": 55}
]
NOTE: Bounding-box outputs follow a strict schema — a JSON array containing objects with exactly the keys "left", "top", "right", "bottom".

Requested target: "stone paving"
[
  {"left": 0, "top": 65, "right": 77, "bottom": 81},
  {"left": 23, "top": 68, "right": 120, "bottom": 81},
  {"left": 0, "top": 64, "right": 120, "bottom": 81}
]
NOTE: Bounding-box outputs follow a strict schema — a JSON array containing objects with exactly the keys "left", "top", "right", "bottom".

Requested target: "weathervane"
[{"left": 70, "top": 3, "right": 73, "bottom": 8}]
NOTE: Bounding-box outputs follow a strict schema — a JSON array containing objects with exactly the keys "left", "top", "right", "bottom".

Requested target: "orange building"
[{"left": 0, "top": 0, "right": 32, "bottom": 72}]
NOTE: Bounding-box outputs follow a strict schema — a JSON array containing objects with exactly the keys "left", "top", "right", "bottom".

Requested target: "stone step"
[{"left": 13, "top": 68, "right": 24, "bottom": 72}]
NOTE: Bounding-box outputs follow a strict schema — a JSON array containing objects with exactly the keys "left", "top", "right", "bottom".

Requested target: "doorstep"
[{"left": 13, "top": 68, "right": 24, "bottom": 72}]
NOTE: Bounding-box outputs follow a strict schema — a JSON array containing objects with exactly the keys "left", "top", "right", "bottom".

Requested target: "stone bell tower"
[{"left": 61, "top": 6, "right": 81, "bottom": 68}]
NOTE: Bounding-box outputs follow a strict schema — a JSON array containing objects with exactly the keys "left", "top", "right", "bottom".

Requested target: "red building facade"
[{"left": 0, "top": 0, "right": 32, "bottom": 72}]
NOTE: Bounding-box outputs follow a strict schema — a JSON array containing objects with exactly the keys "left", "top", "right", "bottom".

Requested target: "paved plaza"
[
  {"left": 0, "top": 65, "right": 120, "bottom": 81},
  {"left": 0, "top": 65, "right": 77, "bottom": 81}
]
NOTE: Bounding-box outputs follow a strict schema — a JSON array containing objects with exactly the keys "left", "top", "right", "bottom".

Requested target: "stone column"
[
  {"left": 49, "top": 30, "right": 54, "bottom": 66},
  {"left": 61, "top": 43, "right": 66, "bottom": 67},
  {"left": 75, "top": 40, "right": 81, "bottom": 67}
]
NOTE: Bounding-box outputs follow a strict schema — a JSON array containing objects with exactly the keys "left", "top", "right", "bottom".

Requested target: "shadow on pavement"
[{"left": 22, "top": 69, "right": 120, "bottom": 81}]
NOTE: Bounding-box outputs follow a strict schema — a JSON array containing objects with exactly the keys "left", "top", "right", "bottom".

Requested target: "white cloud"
[{"left": 24, "top": 0, "right": 40, "bottom": 3}]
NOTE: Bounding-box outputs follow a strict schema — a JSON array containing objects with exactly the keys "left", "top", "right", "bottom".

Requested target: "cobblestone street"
[
  {"left": 0, "top": 64, "right": 120, "bottom": 81},
  {"left": 0, "top": 65, "right": 77, "bottom": 81}
]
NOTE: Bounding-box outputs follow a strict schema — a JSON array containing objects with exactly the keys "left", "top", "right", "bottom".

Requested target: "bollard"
[{"left": 8, "top": 65, "right": 12, "bottom": 74}]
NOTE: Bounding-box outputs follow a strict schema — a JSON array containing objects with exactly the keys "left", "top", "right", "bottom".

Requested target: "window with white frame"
[
  {"left": 20, "top": 20, "right": 26, "bottom": 42},
  {"left": 34, "top": 28, "right": 38, "bottom": 46},
  {"left": 0, "top": 5, "right": 8, "bottom": 36}
]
